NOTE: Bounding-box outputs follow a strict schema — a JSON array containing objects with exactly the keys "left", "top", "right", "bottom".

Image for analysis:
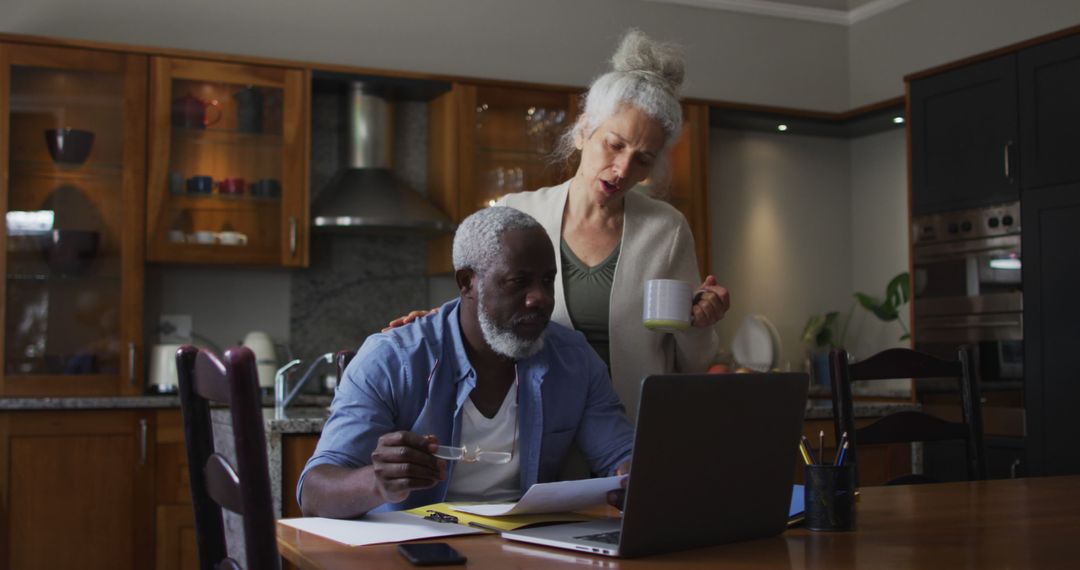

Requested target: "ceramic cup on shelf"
[
  {"left": 234, "top": 86, "right": 265, "bottom": 133},
  {"left": 187, "top": 175, "right": 213, "bottom": 194},
  {"left": 250, "top": 178, "right": 281, "bottom": 198},
  {"left": 169, "top": 172, "right": 186, "bottom": 194},
  {"left": 643, "top": 279, "right": 695, "bottom": 332},
  {"left": 190, "top": 230, "right": 216, "bottom": 245},
  {"left": 217, "top": 178, "right": 245, "bottom": 196},
  {"left": 217, "top": 231, "right": 247, "bottom": 246}
]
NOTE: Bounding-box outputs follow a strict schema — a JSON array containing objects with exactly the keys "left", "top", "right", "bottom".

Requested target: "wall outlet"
[{"left": 159, "top": 314, "right": 193, "bottom": 344}]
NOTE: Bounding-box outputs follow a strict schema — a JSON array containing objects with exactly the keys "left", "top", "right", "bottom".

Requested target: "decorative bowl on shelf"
[
  {"left": 44, "top": 128, "right": 95, "bottom": 165},
  {"left": 43, "top": 229, "right": 99, "bottom": 275}
]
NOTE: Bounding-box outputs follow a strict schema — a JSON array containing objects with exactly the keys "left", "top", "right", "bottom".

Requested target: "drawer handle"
[
  {"left": 289, "top": 217, "right": 298, "bottom": 257},
  {"left": 138, "top": 418, "right": 148, "bottom": 466},
  {"left": 128, "top": 342, "right": 136, "bottom": 387}
]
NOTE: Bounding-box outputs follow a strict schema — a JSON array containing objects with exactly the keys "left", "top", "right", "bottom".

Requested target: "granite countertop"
[
  {"left": 0, "top": 393, "right": 333, "bottom": 411},
  {"left": 262, "top": 400, "right": 921, "bottom": 435}
]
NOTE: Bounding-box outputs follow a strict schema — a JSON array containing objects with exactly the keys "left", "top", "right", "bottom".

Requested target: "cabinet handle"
[
  {"left": 1004, "top": 141, "right": 1012, "bottom": 179},
  {"left": 128, "top": 342, "right": 136, "bottom": 387},
  {"left": 289, "top": 217, "right": 298, "bottom": 257},
  {"left": 138, "top": 418, "right": 148, "bottom": 466}
]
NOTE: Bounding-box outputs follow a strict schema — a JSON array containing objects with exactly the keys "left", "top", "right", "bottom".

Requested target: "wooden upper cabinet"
[
  {"left": 0, "top": 43, "right": 146, "bottom": 396},
  {"left": 909, "top": 55, "right": 1019, "bottom": 215},
  {"left": 427, "top": 84, "right": 711, "bottom": 277},
  {"left": 147, "top": 57, "right": 309, "bottom": 267},
  {"left": 667, "top": 103, "right": 711, "bottom": 276},
  {"left": 1019, "top": 33, "right": 1080, "bottom": 191},
  {"left": 427, "top": 83, "right": 579, "bottom": 273}
]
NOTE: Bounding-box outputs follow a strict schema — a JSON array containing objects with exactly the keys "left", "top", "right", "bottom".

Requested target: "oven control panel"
[{"left": 913, "top": 201, "right": 1021, "bottom": 245}]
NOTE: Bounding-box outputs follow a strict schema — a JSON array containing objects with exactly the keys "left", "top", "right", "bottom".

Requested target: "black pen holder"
[{"left": 804, "top": 463, "right": 856, "bottom": 531}]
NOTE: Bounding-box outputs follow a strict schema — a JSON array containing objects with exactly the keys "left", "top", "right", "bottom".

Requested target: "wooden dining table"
[{"left": 277, "top": 475, "right": 1080, "bottom": 569}]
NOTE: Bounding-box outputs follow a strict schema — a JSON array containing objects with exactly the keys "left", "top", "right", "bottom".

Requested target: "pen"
[
  {"left": 818, "top": 430, "right": 825, "bottom": 463},
  {"left": 798, "top": 440, "right": 813, "bottom": 466},
  {"left": 836, "top": 441, "right": 849, "bottom": 466},
  {"left": 801, "top": 435, "right": 819, "bottom": 465},
  {"left": 836, "top": 431, "right": 849, "bottom": 464}
]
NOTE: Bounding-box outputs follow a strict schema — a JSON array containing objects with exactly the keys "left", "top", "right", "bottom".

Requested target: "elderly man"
[{"left": 298, "top": 207, "right": 634, "bottom": 518}]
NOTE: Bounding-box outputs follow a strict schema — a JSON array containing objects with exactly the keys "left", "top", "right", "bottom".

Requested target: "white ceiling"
[{"left": 643, "top": 0, "right": 909, "bottom": 26}]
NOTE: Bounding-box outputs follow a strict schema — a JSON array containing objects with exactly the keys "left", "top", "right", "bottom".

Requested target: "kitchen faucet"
[{"left": 274, "top": 352, "right": 334, "bottom": 417}]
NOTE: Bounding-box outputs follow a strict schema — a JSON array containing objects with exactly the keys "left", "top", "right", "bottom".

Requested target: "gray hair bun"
[{"left": 611, "top": 29, "right": 685, "bottom": 95}]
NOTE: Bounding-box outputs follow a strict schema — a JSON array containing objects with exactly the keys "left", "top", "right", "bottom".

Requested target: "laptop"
[{"left": 502, "top": 372, "right": 809, "bottom": 558}]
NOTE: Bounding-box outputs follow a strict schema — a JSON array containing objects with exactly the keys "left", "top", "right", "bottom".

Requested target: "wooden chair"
[
  {"left": 176, "top": 345, "right": 279, "bottom": 570},
  {"left": 829, "top": 346, "right": 986, "bottom": 485}
]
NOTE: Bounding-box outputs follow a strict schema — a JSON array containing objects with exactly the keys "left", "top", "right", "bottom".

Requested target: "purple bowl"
[{"left": 45, "top": 128, "right": 95, "bottom": 165}]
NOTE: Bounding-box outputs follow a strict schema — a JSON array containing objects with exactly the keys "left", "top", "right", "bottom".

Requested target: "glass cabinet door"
[
  {"left": 147, "top": 57, "right": 307, "bottom": 266},
  {"left": 1, "top": 44, "right": 146, "bottom": 395},
  {"left": 470, "top": 85, "right": 576, "bottom": 210}
]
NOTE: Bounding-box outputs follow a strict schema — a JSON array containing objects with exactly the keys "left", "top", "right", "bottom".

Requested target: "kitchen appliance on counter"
[
  {"left": 242, "top": 331, "right": 278, "bottom": 392},
  {"left": 148, "top": 343, "right": 183, "bottom": 393},
  {"left": 912, "top": 201, "right": 1023, "bottom": 385}
]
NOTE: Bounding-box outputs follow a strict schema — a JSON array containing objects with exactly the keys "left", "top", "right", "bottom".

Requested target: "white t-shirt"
[{"left": 444, "top": 380, "right": 521, "bottom": 502}]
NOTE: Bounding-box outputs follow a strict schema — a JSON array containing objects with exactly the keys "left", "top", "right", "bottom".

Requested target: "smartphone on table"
[{"left": 397, "top": 542, "right": 467, "bottom": 566}]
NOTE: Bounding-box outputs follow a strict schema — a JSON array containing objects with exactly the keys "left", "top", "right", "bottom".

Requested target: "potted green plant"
[{"left": 801, "top": 272, "right": 911, "bottom": 385}]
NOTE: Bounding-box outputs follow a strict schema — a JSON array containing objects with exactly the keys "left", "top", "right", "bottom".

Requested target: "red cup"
[{"left": 217, "top": 178, "right": 245, "bottom": 195}]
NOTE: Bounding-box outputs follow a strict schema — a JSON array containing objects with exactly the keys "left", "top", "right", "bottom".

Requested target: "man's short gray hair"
[{"left": 452, "top": 206, "right": 544, "bottom": 274}]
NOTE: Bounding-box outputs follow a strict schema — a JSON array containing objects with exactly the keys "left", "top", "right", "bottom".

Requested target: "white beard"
[{"left": 477, "top": 284, "right": 546, "bottom": 360}]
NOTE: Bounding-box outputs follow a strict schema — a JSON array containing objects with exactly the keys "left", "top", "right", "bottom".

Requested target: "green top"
[{"left": 561, "top": 238, "right": 620, "bottom": 369}]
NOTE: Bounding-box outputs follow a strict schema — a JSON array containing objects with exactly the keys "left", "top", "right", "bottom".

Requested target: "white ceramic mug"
[
  {"left": 643, "top": 279, "right": 694, "bottom": 332},
  {"left": 218, "top": 231, "right": 247, "bottom": 246}
]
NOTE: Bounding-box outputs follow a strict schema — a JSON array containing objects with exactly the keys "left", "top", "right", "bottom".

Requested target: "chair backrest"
[
  {"left": 176, "top": 345, "right": 278, "bottom": 570},
  {"left": 335, "top": 349, "right": 355, "bottom": 383},
  {"left": 829, "top": 346, "right": 986, "bottom": 485}
]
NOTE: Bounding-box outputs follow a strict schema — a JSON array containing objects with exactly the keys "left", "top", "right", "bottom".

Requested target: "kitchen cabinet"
[
  {"left": 426, "top": 82, "right": 578, "bottom": 274},
  {"left": 667, "top": 102, "right": 711, "bottom": 275},
  {"left": 146, "top": 57, "right": 309, "bottom": 267},
  {"left": 0, "top": 410, "right": 155, "bottom": 569},
  {"left": 155, "top": 409, "right": 198, "bottom": 570},
  {"left": 0, "top": 43, "right": 146, "bottom": 396},
  {"left": 1019, "top": 34, "right": 1080, "bottom": 190},
  {"left": 1022, "top": 182, "right": 1080, "bottom": 476},
  {"left": 909, "top": 54, "right": 1018, "bottom": 215},
  {"left": 427, "top": 83, "right": 711, "bottom": 275}
]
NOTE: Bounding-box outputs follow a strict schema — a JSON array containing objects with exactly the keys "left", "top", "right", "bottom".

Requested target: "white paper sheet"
[
  {"left": 451, "top": 475, "right": 625, "bottom": 517},
  {"left": 278, "top": 511, "right": 486, "bottom": 546}
]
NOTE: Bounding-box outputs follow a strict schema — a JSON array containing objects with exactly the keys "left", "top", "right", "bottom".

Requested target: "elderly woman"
[
  {"left": 390, "top": 30, "right": 728, "bottom": 416},
  {"left": 495, "top": 30, "right": 728, "bottom": 415}
]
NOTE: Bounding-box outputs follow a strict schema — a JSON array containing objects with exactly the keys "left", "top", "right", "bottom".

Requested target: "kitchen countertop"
[{"left": 0, "top": 393, "right": 333, "bottom": 411}]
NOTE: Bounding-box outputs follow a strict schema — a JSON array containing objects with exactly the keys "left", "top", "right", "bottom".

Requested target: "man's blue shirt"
[{"left": 297, "top": 298, "right": 634, "bottom": 512}]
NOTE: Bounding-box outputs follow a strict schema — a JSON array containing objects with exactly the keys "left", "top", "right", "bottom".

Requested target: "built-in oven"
[{"left": 912, "top": 201, "right": 1023, "bottom": 383}]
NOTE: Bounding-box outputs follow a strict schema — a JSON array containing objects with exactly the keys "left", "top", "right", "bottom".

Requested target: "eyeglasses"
[
  {"left": 431, "top": 374, "right": 519, "bottom": 464},
  {"left": 433, "top": 443, "right": 514, "bottom": 464}
]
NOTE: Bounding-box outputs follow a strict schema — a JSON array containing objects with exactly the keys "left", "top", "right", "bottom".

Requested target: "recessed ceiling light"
[
  {"left": 893, "top": 116, "right": 905, "bottom": 124},
  {"left": 777, "top": 124, "right": 788, "bottom": 132}
]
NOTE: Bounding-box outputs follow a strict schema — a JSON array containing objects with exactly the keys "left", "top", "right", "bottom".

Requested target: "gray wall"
[
  {"left": 849, "top": 0, "right": 1080, "bottom": 106},
  {"left": 709, "top": 125, "right": 909, "bottom": 372},
  {"left": 1, "top": 0, "right": 850, "bottom": 110},
  {"left": 847, "top": 128, "right": 909, "bottom": 359},
  {"left": 709, "top": 128, "right": 853, "bottom": 371}
]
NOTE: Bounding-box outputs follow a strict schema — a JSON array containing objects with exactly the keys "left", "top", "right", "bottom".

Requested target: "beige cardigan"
[{"left": 499, "top": 181, "right": 719, "bottom": 418}]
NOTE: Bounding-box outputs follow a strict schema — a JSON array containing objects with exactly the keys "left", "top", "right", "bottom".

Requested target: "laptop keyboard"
[{"left": 574, "top": 530, "right": 621, "bottom": 545}]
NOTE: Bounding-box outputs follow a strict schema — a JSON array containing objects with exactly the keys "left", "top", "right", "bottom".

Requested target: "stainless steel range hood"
[{"left": 312, "top": 82, "right": 453, "bottom": 233}]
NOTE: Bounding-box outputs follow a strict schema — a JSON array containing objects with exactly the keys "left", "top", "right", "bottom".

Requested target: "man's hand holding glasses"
[{"left": 370, "top": 431, "right": 448, "bottom": 503}]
